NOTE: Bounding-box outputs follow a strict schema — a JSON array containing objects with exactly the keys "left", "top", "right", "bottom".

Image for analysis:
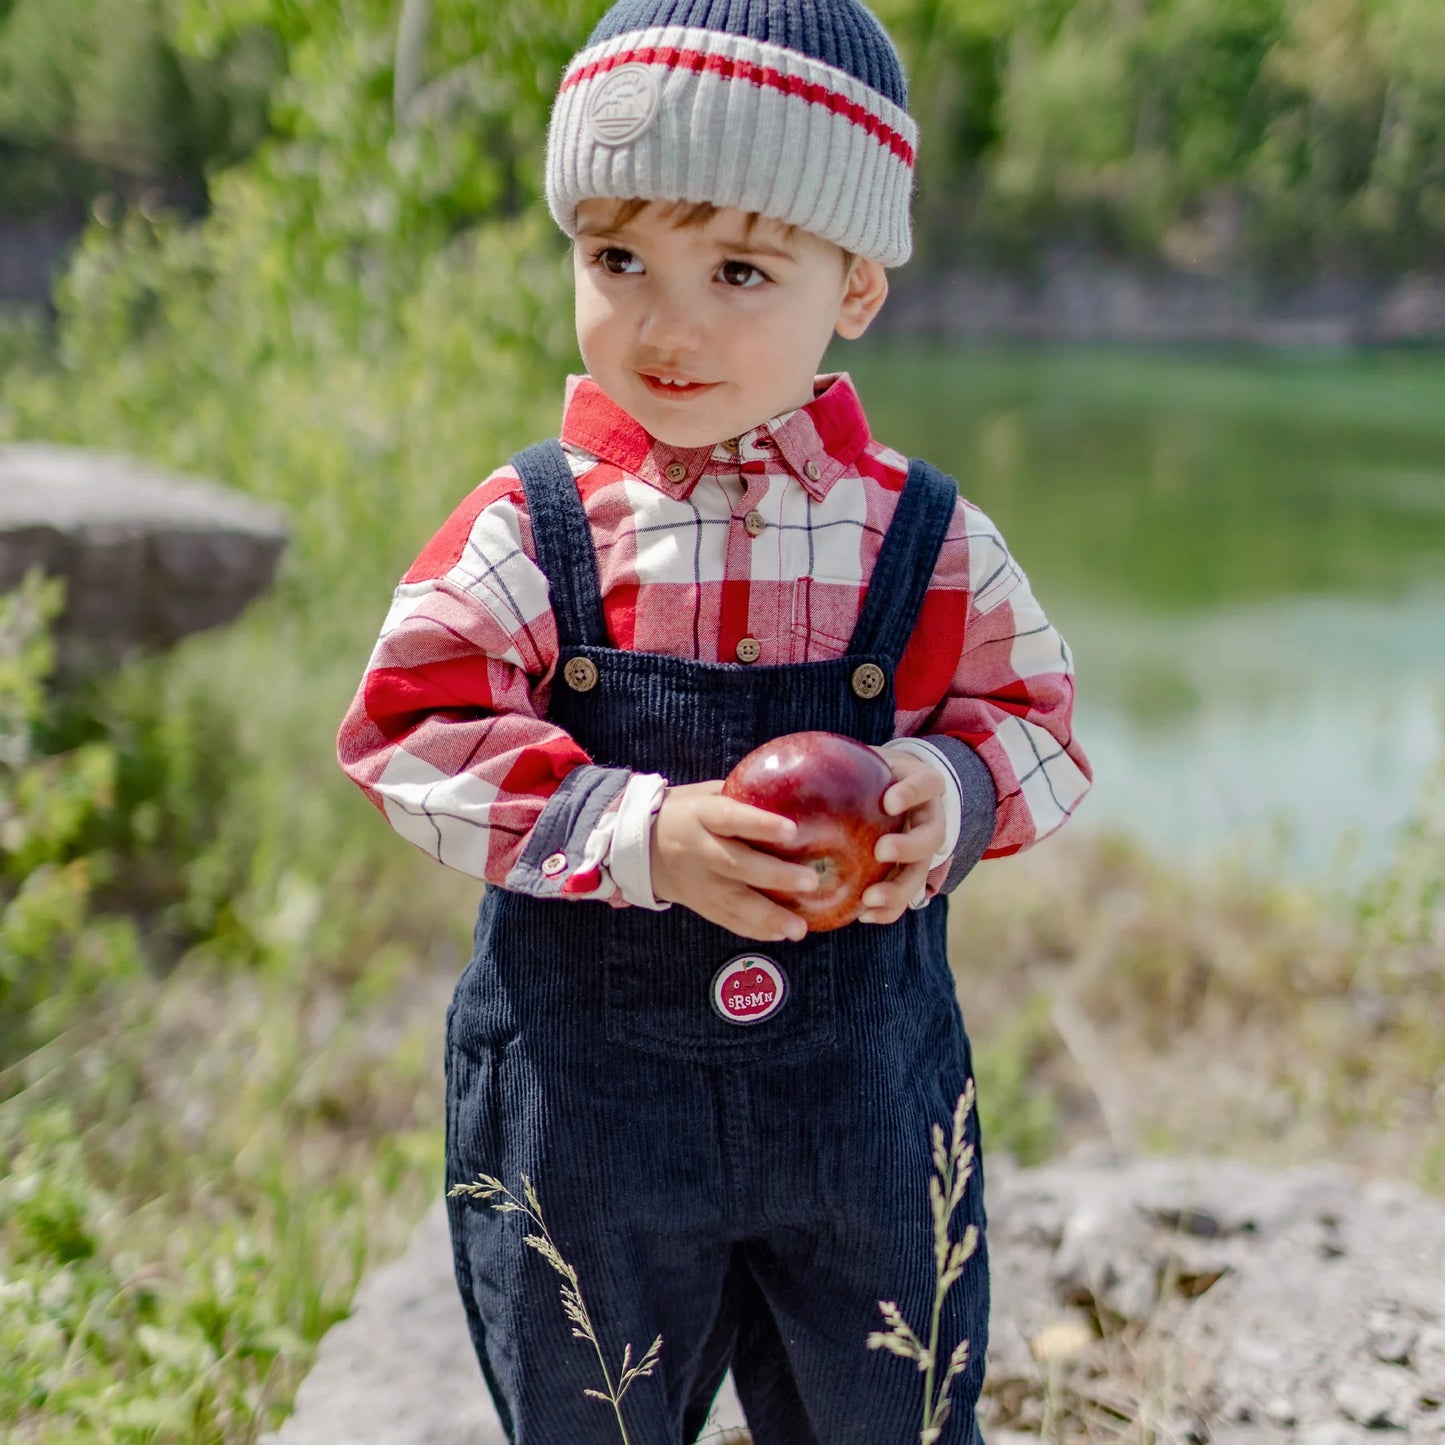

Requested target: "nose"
[{"left": 637, "top": 281, "right": 703, "bottom": 354}]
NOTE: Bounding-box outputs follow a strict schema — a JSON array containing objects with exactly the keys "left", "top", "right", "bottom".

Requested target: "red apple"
[{"left": 721, "top": 730, "right": 903, "bottom": 932}]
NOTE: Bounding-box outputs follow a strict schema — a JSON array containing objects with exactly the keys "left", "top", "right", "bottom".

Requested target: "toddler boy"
[{"left": 338, "top": 1, "right": 1091, "bottom": 1440}]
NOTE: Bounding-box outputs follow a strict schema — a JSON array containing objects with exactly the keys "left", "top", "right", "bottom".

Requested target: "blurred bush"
[
  {"left": 868, "top": 0, "right": 1445, "bottom": 273},
  {"left": 0, "top": 7, "right": 599, "bottom": 1433},
  {"left": 7, "top": 0, "right": 1445, "bottom": 274},
  {"left": 0, "top": 0, "right": 598, "bottom": 1078},
  {"left": 0, "top": 0, "right": 278, "bottom": 214}
]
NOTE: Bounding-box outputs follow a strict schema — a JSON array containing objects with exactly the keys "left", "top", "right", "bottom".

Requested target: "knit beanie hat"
[{"left": 545, "top": 0, "right": 917, "bottom": 266}]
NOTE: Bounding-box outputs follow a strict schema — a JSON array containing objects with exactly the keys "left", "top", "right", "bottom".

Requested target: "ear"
[{"left": 835, "top": 257, "right": 889, "bottom": 340}]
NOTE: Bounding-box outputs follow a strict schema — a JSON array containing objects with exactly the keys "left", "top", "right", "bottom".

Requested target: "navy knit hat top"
[
  {"left": 545, "top": 0, "right": 917, "bottom": 264},
  {"left": 586, "top": 0, "right": 910, "bottom": 110}
]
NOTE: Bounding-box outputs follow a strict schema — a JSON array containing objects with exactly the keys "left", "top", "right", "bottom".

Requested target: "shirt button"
[
  {"left": 541, "top": 852, "right": 568, "bottom": 878},
  {"left": 735, "top": 637, "right": 762, "bottom": 664},
  {"left": 722, "top": 436, "right": 741, "bottom": 454},
  {"left": 804, "top": 459, "right": 822, "bottom": 482},
  {"left": 743, "top": 510, "right": 766, "bottom": 537},
  {"left": 665, "top": 461, "right": 687, "bottom": 484}
]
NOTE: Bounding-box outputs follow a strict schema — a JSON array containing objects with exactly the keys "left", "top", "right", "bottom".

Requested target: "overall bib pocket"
[{"left": 601, "top": 906, "right": 838, "bottom": 1063}]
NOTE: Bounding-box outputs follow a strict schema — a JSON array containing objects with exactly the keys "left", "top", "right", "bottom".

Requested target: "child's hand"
[
  {"left": 857, "top": 747, "right": 947, "bottom": 925},
  {"left": 650, "top": 781, "right": 817, "bottom": 942}
]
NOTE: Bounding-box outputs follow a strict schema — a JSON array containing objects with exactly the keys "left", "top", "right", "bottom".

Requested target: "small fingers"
[
  {"left": 858, "top": 862, "right": 929, "bottom": 925},
  {"left": 710, "top": 837, "right": 818, "bottom": 897},
  {"left": 874, "top": 822, "right": 943, "bottom": 865},
  {"left": 702, "top": 885, "right": 806, "bottom": 943},
  {"left": 882, "top": 768, "right": 944, "bottom": 817},
  {"left": 704, "top": 796, "right": 799, "bottom": 849}
]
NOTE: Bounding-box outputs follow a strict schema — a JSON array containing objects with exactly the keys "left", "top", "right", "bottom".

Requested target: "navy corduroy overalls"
[{"left": 444, "top": 440, "right": 989, "bottom": 1445}]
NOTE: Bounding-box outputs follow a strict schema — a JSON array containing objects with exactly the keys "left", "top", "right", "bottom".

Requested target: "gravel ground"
[
  {"left": 264, "top": 1153, "right": 1445, "bottom": 1444},
  {"left": 258, "top": 1201, "right": 747, "bottom": 1445}
]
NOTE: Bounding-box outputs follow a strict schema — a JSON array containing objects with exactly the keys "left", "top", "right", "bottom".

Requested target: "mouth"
[{"left": 638, "top": 372, "right": 719, "bottom": 400}]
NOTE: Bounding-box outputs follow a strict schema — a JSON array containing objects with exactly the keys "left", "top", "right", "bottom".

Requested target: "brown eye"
[
  {"left": 598, "top": 248, "right": 639, "bottom": 274},
  {"left": 720, "top": 260, "right": 764, "bottom": 288}
]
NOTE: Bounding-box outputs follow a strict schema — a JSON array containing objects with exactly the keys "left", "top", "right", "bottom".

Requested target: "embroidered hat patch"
[{"left": 585, "top": 63, "right": 661, "bottom": 145}]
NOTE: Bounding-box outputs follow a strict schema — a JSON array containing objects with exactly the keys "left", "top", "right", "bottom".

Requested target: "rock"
[
  {"left": 261, "top": 1202, "right": 749, "bottom": 1445},
  {"left": 987, "top": 1155, "right": 1445, "bottom": 1445},
  {"left": 1263, "top": 1396, "right": 1298, "bottom": 1426},
  {"left": 1222, "top": 1394, "right": 1257, "bottom": 1424},
  {"left": 0, "top": 444, "right": 289, "bottom": 678},
  {"left": 1029, "top": 1317, "right": 1095, "bottom": 1363},
  {"left": 1333, "top": 1372, "right": 1413, "bottom": 1429},
  {"left": 1174, "top": 1411, "right": 1211, "bottom": 1443},
  {"left": 263, "top": 1154, "right": 1445, "bottom": 1445},
  {"left": 1367, "top": 1313, "right": 1419, "bottom": 1368},
  {"left": 878, "top": 255, "right": 1445, "bottom": 346},
  {"left": 1301, "top": 1424, "right": 1371, "bottom": 1445}
]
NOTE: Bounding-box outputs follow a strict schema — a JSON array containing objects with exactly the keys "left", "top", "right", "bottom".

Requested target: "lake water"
[{"left": 839, "top": 343, "right": 1445, "bottom": 878}]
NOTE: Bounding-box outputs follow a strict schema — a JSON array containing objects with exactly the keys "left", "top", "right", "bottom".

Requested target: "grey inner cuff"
[
  {"left": 508, "top": 764, "right": 631, "bottom": 897},
  {"left": 925, "top": 735, "right": 999, "bottom": 893}
]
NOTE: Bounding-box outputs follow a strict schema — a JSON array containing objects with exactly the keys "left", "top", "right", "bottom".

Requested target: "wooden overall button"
[
  {"left": 563, "top": 656, "right": 599, "bottom": 692},
  {"left": 744, "top": 510, "right": 766, "bottom": 537},
  {"left": 735, "top": 637, "right": 762, "bottom": 663},
  {"left": 851, "top": 662, "right": 886, "bottom": 699}
]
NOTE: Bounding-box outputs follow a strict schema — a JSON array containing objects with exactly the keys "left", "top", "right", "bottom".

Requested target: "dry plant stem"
[
  {"left": 448, "top": 1172, "right": 662, "bottom": 1445},
  {"left": 868, "top": 1081, "right": 981, "bottom": 1445}
]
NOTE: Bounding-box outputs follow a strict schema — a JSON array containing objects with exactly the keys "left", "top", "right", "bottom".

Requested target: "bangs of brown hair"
[
  {"left": 584, "top": 197, "right": 856, "bottom": 266},
  {"left": 597, "top": 197, "right": 770, "bottom": 232}
]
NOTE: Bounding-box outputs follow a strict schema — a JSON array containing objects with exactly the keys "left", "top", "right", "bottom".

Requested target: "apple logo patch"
[{"left": 711, "top": 955, "right": 788, "bottom": 1026}]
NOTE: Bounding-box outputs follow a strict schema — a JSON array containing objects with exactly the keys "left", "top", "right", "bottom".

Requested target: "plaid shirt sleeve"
[
  {"left": 893, "top": 492, "right": 1092, "bottom": 882},
  {"left": 335, "top": 464, "right": 637, "bottom": 900}
]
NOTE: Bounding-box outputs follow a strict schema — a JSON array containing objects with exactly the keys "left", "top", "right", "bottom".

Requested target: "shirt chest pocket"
[{"left": 789, "top": 576, "right": 863, "bottom": 663}]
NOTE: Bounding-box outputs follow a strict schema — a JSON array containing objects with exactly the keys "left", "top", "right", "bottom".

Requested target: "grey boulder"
[{"left": 0, "top": 444, "right": 289, "bottom": 676}]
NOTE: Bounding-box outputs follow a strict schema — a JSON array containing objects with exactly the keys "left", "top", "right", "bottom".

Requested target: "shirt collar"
[{"left": 560, "top": 373, "right": 873, "bottom": 501}]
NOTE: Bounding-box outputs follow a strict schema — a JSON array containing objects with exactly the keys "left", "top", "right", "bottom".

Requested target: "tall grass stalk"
[
  {"left": 868, "top": 1081, "right": 980, "bottom": 1445},
  {"left": 449, "top": 1172, "right": 662, "bottom": 1444}
]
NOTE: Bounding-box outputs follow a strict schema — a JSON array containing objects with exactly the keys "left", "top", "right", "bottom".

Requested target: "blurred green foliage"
[
  {"left": 0, "top": 0, "right": 278, "bottom": 213},
  {"left": 876, "top": 0, "right": 1445, "bottom": 271},
  {"left": 0, "top": 4, "right": 592, "bottom": 1435},
  {"left": 5, "top": 0, "right": 1443, "bottom": 272},
  {"left": 0, "top": 574, "right": 146, "bottom": 1068}
]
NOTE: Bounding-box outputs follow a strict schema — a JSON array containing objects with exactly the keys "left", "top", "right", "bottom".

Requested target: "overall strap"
[
  {"left": 848, "top": 458, "right": 960, "bottom": 665},
  {"left": 510, "top": 439, "right": 609, "bottom": 649}
]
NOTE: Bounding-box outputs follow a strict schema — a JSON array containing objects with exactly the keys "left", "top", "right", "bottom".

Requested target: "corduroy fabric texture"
[
  {"left": 544, "top": 0, "right": 918, "bottom": 265},
  {"left": 443, "top": 441, "right": 989, "bottom": 1443}
]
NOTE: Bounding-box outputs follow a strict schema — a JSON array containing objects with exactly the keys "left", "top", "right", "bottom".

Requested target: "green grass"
[
  {"left": 0, "top": 209, "right": 572, "bottom": 1436},
  {"left": 948, "top": 763, "right": 1445, "bottom": 1189}
]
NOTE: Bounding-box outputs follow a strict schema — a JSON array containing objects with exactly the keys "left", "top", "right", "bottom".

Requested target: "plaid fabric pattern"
[{"left": 337, "top": 373, "right": 1091, "bottom": 897}]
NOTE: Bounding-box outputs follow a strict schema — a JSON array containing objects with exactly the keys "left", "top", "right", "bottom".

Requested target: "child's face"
[{"left": 573, "top": 199, "right": 887, "bottom": 448}]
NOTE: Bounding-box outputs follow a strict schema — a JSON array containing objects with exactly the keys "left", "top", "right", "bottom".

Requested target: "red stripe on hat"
[{"left": 563, "top": 46, "right": 915, "bottom": 168}]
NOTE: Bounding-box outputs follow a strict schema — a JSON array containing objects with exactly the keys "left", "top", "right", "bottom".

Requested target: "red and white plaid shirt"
[{"left": 338, "top": 374, "right": 1090, "bottom": 903}]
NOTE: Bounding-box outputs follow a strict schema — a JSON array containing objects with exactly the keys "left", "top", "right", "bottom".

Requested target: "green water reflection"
[{"left": 840, "top": 343, "right": 1445, "bottom": 874}]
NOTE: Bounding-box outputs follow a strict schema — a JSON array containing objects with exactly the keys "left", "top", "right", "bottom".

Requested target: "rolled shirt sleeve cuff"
[
  {"left": 504, "top": 765, "right": 632, "bottom": 898},
  {"left": 919, "top": 734, "right": 999, "bottom": 894},
  {"left": 606, "top": 772, "right": 672, "bottom": 910}
]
